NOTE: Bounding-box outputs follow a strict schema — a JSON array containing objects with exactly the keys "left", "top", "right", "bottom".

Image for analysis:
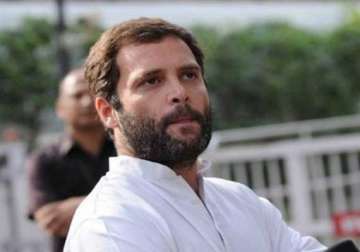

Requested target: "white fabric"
[{"left": 64, "top": 155, "right": 326, "bottom": 252}]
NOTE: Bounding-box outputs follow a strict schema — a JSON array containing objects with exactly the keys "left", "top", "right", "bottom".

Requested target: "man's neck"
[
  {"left": 117, "top": 150, "right": 200, "bottom": 195},
  {"left": 68, "top": 126, "right": 106, "bottom": 156},
  {"left": 113, "top": 130, "right": 201, "bottom": 195},
  {"left": 173, "top": 161, "right": 200, "bottom": 196}
]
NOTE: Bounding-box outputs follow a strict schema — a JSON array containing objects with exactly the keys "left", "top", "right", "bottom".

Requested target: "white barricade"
[
  {"left": 0, "top": 142, "right": 49, "bottom": 252},
  {"left": 204, "top": 133, "right": 360, "bottom": 246}
]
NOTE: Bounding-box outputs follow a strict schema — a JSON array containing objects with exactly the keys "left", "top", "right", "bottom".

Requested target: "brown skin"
[
  {"left": 34, "top": 70, "right": 107, "bottom": 237},
  {"left": 56, "top": 69, "right": 106, "bottom": 155},
  {"left": 34, "top": 197, "right": 83, "bottom": 237},
  {"left": 95, "top": 36, "right": 210, "bottom": 194}
]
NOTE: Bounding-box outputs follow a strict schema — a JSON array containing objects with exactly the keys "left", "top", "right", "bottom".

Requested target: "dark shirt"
[{"left": 27, "top": 135, "right": 116, "bottom": 252}]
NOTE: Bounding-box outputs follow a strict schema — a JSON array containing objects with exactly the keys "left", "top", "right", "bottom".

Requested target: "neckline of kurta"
[{"left": 108, "top": 155, "right": 210, "bottom": 200}]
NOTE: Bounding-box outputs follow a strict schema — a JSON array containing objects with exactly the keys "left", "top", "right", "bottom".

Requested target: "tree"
[
  {"left": 0, "top": 18, "right": 56, "bottom": 144},
  {"left": 0, "top": 17, "right": 103, "bottom": 147},
  {"left": 2, "top": 16, "right": 360, "bottom": 144},
  {"left": 195, "top": 22, "right": 357, "bottom": 129},
  {"left": 330, "top": 11, "right": 360, "bottom": 111}
]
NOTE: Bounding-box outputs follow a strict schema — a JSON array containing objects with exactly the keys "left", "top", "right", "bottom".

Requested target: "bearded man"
[{"left": 64, "top": 18, "right": 326, "bottom": 252}]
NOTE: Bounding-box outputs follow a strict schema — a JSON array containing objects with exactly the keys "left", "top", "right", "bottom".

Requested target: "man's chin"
[
  {"left": 74, "top": 121, "right": 103, "bottom": 130},
  {"left": 167, "top": 121, "right": 200, "bottom": 136},
  {"left": 167, "top": 131, "right": 201, "bottom": 145}
]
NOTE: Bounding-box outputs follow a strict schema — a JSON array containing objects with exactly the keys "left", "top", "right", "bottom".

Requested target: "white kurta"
[{"left": 64, "top": 156, "right": 326, "bottom": 252}]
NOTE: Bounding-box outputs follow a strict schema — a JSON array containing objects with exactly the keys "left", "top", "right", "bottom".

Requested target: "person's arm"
[
  {"left": 27, "top": 151, "right": 84, "bottom": 236},
  {"left": 26, "top": 152, "right": 57, "bottom": 220},
  {"left": 34, "top": 196, "right": 84, "bottom": 236}
]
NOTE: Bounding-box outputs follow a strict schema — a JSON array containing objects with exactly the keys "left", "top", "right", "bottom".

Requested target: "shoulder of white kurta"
[
  {"left": 65, "top": 178, "right": 176, "bottom": 252},
  {"left": 65, "top": 216, "right": 174, "bottom": 252},
  {"left": 203, "top": 177, "right": 269, "bottom": 221},
  {"left": 204, "top": 177, "right": 261, "bottom": 202},
  {"left": 203, "top": 177, "right": 327, "bottom": 251},
  {"left": 204, "top": 177, "right": 280, "bottom": 212}
]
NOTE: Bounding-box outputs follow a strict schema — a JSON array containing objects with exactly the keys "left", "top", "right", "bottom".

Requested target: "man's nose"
[{"left": 168, "top": 79, "right": 189, "bottom": 104}]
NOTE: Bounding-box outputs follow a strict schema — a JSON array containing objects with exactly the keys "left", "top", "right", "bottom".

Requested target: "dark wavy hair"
[{"left": 84, "top": 17, "right": 204, "bottom": 111}]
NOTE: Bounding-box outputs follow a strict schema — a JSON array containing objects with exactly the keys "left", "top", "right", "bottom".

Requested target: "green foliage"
[
  {"left": 2, "top": 15, "right": 360, "bottom": 139},
  {"left": 0, "top": 18, "right": 56, "bottom": 137},
  {"left": 193, "top": 21, "right": 360, "bottom": 129},
  {"left": 0, "top": 17, "right": 103, "bottom": 143},
  {"left": 66, "top": 17, "right": 104, "bottom": 67},
  {"left": 329, "top": 12, "right": 360, "bottom": 103}
]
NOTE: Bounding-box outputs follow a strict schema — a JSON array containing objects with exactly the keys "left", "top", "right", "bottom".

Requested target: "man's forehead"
[
  {"left": 117, "top": 36, "right": 198, "bottom": 72},
  {"left": 60, "top": 72, "right": 87, "bottom": 95}
]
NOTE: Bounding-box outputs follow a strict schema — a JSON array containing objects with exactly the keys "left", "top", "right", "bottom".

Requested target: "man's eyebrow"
[
  {"left": 132, "top": 69, "right": 162, "bottom": 83},
  {"left": 179, "top": 64, "right": 201, "bottom": 72},
  {"left": 131, "top": 64, "right": 201, "bottom": 84}
]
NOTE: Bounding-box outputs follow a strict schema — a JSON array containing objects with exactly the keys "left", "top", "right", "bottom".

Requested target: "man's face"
[
  {"left": 114, "top": 36, "right": 212, "bottom": 167},
  {"left": 57, "top": 72, "right": 101, "bottom": 130}
]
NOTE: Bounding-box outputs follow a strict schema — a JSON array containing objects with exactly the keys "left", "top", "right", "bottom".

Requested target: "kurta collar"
[
  {"left": 108, "top": 155, "right": 224, "bottom": 251},
  {"left": 108, "top": 155, "right": 210, "bottom": 187}
]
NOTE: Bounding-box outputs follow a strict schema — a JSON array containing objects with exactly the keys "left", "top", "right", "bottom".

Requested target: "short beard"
[{"left": 116, "top": 104, "right": 212, "bottom": 169}]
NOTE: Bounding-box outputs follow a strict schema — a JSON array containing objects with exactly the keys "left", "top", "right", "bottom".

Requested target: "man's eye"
[
  {"left": 182, "top": 72, "right": 197, "bottom": 81},
  {"left": 73, "top": 93, "right": 83, "bottom": 99},
  {"left": 144, "top": 77, "right": 161, "bottom": 85}
]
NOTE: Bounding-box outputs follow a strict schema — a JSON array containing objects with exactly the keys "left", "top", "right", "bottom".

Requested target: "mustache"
[{"left": 160, "top": 104, "right": 205, "bottom": 129}]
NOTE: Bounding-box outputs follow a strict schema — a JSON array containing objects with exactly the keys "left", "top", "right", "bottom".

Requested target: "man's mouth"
[
  {"left": 168, "top": 116, "right": 199, "bottom": 128},
  {"left": 171, "top": 116, "right": 194, "bottom": 123},
  {"left": 161, "top": 104, "right": 204, "bottom": 131}
]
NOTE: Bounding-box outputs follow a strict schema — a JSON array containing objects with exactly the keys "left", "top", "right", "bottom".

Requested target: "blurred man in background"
[{"left": 27, "top": 68, "right": 116, "bottom": 252}]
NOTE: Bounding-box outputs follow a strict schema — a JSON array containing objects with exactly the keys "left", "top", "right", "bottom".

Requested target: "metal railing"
[
  {"left": 210, "top": 114, "right": 360, "bottom": 147},
  {"left": 204, "top": 115, "right": 360, "bottom": 245}
]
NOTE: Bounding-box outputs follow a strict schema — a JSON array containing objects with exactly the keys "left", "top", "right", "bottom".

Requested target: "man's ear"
[{"left": 95, "top": 97, "right": 118, "bottom": 129}]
